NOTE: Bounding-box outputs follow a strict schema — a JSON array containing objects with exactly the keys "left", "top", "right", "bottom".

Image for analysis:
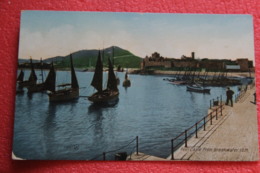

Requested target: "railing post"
[
  {"left": 216, "top": 108, "right": 218, "bottom": 120},
  {"left": 220, "top": 95, "right": 222, "bottom": 104},
  {"left": 210, "top": 113, "right": 212, "bottom": 125},
  {"left": 171, "top": 139, "right": 174, "bottom": 160},
  {"left": 212, "top": 99, "right": 214, "bottom": 107},
  {"left": 203, "top": 117, "right": 206, "bottom": 131},
  {"left": 136, "top": 136, "right": 139, "bottom": 155},
  {"left": 103, "top": 152, "right": 106, "bottom": 161},
  {"left": 210, "top": 100, "right": 211, "bottom": 109},
  {"left": 221, "top": 103, "right": 223, "bottom": 116},
  {"left": 185, "top": 130, "right": 188, "bottom": 147},
  {"left": 195, "top": 123, "right": 198, "bottom": 138}
]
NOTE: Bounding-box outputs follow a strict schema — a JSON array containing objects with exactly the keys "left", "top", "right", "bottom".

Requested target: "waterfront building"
[{"left": 141, "top": 52, "right": 253, "bottom": 72}]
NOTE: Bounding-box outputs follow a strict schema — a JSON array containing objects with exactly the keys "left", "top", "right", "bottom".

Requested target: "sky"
[{"left": 18, "top": 11, "right": 255, "bottom": 62}]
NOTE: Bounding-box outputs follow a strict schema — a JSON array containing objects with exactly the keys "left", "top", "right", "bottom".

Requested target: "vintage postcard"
[{"left": 13, "top": 11, "right": 258, "bottom": 161}]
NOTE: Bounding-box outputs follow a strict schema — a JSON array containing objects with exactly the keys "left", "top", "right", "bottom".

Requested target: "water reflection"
[
  {"left": 88, "top": 98, "right": 119, "bottom": 113},
  {"left": 123, "top": 86, "right": 128, "bottom": 92},
  {"left": 43, "top": 109, "right": 56, "bottom": 159}
]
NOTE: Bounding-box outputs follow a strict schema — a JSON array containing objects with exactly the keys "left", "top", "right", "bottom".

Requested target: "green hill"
[{"left": 44, "top": 46, "right": 142, "bottom": 69}]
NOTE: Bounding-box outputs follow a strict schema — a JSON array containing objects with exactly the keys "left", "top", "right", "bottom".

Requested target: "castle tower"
[{"left": 191, "top": 52, "right": 195, "bottom": 59}]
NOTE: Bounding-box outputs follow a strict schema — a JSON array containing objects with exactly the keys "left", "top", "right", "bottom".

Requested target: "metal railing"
[
  {"left": 91, "top": 96, "right": 226, "bottom": 161},
  {"left": 210, "top": 96, "right": 222, "bottom": 109},
  {"left": 90, "top": 137, "right": 138, "bottom": 160},
  {"left": 170, "top": 97, "right": 224, "bottom": 160},
  {"left": 235, "top": 84, "right": 252, "bottom": 102}
]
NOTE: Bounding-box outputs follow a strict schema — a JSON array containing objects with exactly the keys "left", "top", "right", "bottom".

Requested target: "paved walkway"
[
  {"left": 167, "top": 86, "right": 258, "bottom": 161},
  {"left": 127, "top": 152, "right": 167, "bottom": 161},
  {"left": 128, "top": 86, "right": 258, "bottom": 161}
]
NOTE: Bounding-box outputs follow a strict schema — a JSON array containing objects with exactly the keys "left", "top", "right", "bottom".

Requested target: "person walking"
[{"left": 226, "top": 87, "right": 234, "bottom": 107}]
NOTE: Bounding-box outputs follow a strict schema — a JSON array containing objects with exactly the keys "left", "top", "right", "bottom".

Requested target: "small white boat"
[{"left": 187, "top": 84, "right": 210, "bottom": 93}]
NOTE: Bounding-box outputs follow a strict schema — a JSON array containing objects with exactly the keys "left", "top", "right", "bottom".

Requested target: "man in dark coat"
[{"left": 226, "top": 87, "right": 234, "bottom": 107}]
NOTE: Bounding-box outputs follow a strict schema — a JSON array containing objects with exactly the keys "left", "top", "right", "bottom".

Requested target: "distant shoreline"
[{"left": 18, "top": 67, "right": 254, "bottom": 78}]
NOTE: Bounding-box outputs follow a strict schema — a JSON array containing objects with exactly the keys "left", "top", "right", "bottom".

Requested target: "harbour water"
[{"left": 13, "top": 70, "right": 241, "bottom": 160}]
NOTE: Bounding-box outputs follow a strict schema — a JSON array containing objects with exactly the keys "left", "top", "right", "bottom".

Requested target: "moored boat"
[
  {"left": 171, "top": 80, "right": 187, "bottom": 85},
  {"left": 16, "top": 69, "right": 25, "bottom": 94},
  {"left": 27, "top": 59, "right": 56, "bottom": 93},
  {"left": 88, "top": 50, "right": 119, "bottom": 104},
  {"left": 186, "top": 84, "right": 210, "bottom": 93},
  {"left": 122, "top": 72, "right": 131, "bottom": 87},
  {"left": 17, "top": 70, "right": 24, "bottom": 83},
  {"left": 48, "top": 54, "right": 79, "bottom": 102},
  {"left": 18, "top": 59, "right": 37, "bottom": 88}
]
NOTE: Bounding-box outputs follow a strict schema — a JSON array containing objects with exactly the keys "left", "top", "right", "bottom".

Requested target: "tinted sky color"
[{"left": 19, "top": 11, "right": 255, "bottom": 61}]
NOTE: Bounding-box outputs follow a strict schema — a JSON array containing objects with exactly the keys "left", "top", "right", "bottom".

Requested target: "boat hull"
[
  {"left": 88, "top": 90, "right": 119, "bottom": 103},
  {"left": 18, "top": 80, "right": 37, "bottom": 88},
  {"left": 48, "top": 88, "right": 79, "bottom": 102},
  {"left": 186, "top": 85, "right": 210, "bottom": 93},
  {"left": 123, "top": 79, "right": 131, "bottom": 87},
  {"left": 16, "top": 88, "right": 24, "bottom": 94},
  {"left": 170, "top": 80, "right": 187, "bottom": 85},
  {"left": 27, "top": 83, "right": 46, "bottom": 93}
]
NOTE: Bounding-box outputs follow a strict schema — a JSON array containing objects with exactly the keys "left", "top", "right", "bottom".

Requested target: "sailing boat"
[
  {"left": 16, "top": 69, "right": 25, "bottom": 94},
  {"left": 18, "top": 58, "right": 37, "bottom": 88},
  {"left": 27, "top": 60, "right": 56, "bottom": 93},
  {"left": 17, "top": 70, "right": 24, "bottom": 83},
  {"left": 122, "top": 72, "right": 131, "bottom": 87},
  {"left": 48, "top": 54, "right": 79, "bottom": 102},
  {"left": 88, "top": 50, "right": 119, "bottom": 103}
]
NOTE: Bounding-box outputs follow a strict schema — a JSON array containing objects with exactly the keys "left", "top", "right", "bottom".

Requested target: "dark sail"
[
  {"left": 17, "top": 70, "right": 24, "bottom": 82},
  {"left": 107, "top": 57, "right": 118, "bottom": 91},
  {"left": 70, "top": 54, "right": 79, "bottom": 89},
  {"left": 91, "top": 50, "right": 103, "bottom": 93},
  {"left": 44, "top": 62, "right": 56, "bottom": 92},
  {"left": 28, "top": 59, "right": 37, "bottom": 82}
]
